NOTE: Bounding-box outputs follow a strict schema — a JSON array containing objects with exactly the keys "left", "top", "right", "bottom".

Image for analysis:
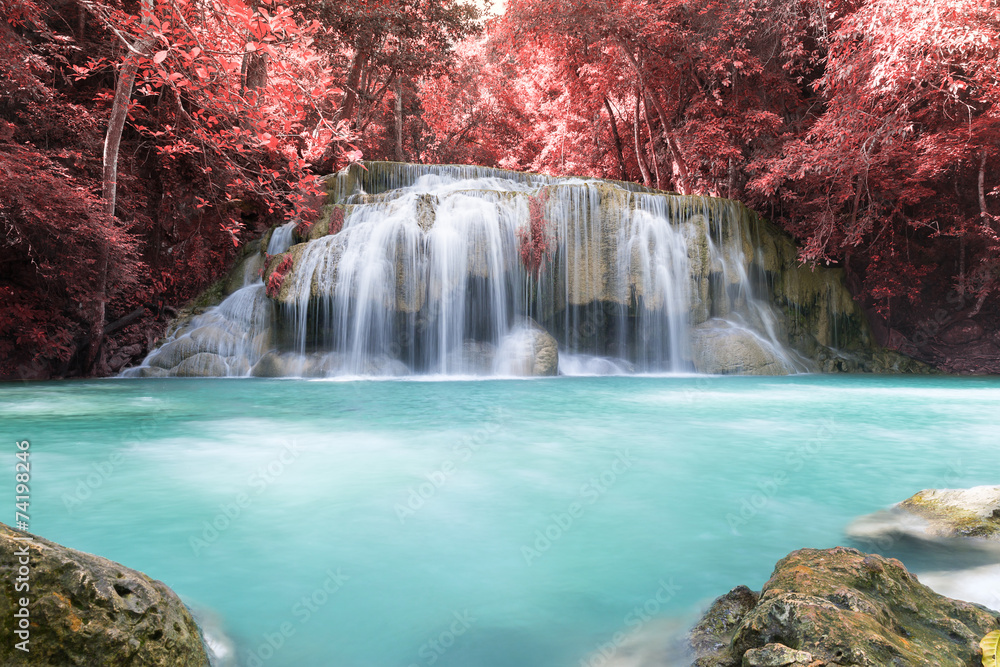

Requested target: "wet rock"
[
  {"left": 146, "top": 337, "right": 201, "bottom": 369},
  {"left": 897, "top": 486, "right": 1000, "bottom": 540},
  {"left": 941, "top": 319, "right": 984, "bottom": 346},
  {"left": 689, "top": 547, "right": 1000, "bottom": 667},
  {"left": 496, "top": 323, "right": 558, "bottom": 376},
  {"left": 251, "top": 351, "right": 304, "bottom": 377},
  {"left": 188, "top": 325, "right": 239, "bottom": 354},
  {"left": 223, "top": 242, "right": 263, "bottom": 295},
  {"left": 741, "top": 643, "right": 812, "bottom": 666},
  {"left": 172, "top": 353, "right": 229, "bottom": 377},
  {"left": 303, "top": 352, "right": 347, "bottom": 377},
  {"left": 690, "top": 321, "right": 795, "bottom": 375},
  {"left": 691, "top": 585, "right": 760, "bottom": 667},
  {"left": 0, "top": 522, "right": 209, "bottom": 667},
  {"left": 226, "top": 356, "right": 251, "bottom": 377},
  {"left": 363, "top": 354, "right": 411, "bottom": 376},
  {"left": 446, "top": 341, "right": 496, "bottom": 375},
  {"left": 938, "top": 340, "right": 1000, "bottom": 374},
  {"left": 138, "top": 366, "right": 169, "bottom": 378}
]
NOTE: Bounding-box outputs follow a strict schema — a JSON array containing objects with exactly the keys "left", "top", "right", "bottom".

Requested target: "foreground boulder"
[
  {"left": 0, "top": 523, "right": 209, "bottom": 666},
  {"left": 690, "top": 547, "right": 999, "bottom": 666}
]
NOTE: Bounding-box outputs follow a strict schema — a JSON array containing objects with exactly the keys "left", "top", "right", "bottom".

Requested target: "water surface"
[{"left": 3, "top": 375, "right": 997, "bottom": 666}]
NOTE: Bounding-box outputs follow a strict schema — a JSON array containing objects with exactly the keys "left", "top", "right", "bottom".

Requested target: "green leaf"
[{"left": 982, "top": 630, "right": 1000, "bottom": 667}]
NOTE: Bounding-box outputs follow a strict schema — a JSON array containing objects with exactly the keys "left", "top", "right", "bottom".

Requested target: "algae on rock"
[
  {"left": 690, "top": 547, "right": 1000, "bottom": 667},
  {"left": 0, "top": 523, "right": 210, "bottom": 667}
]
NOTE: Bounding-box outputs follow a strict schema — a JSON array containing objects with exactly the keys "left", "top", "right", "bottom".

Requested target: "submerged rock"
[
  {"left": 0, "top": 523, "right": 209, "bottom": 666},
  {"left": 689, "top": 547, "right": 999, "bottom": 667}
]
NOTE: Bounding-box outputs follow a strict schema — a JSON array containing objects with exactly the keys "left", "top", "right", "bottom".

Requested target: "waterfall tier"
[{"left": 126, "top": 162, "right": 910, "bottom": 378}]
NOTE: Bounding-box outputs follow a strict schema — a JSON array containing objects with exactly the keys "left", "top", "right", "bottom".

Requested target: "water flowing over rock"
[
  {"left": 689, "top": 547, "right": 1000, "bottom": 667},
  {"left": 126, "top": 162, "right": 917, "bottom": 378},
  {"left": 849, "top": 485, "right": 1000, "bottom": 543},
  {"left": 0, "top": 523, "right": 210, "bottom": 666}
]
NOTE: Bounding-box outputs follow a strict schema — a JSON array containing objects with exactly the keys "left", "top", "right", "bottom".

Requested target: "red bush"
[
  {"left": 265, "top": 255, "right": 295, "bottom": 299},
  {"left": 329, "top": 207, "right": 345, "bottom": 236},
  {"left": 518, "top": 190, "right": 550, "bottom": 276}
]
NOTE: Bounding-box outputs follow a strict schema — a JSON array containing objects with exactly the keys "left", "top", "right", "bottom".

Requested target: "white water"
[{"left": 127, "top": 165, "right": 809, "bottom": 378}]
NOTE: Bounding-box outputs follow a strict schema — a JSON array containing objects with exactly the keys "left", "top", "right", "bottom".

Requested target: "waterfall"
[{"left": 126, "top": 163, "right": 817, "bottom": 378}]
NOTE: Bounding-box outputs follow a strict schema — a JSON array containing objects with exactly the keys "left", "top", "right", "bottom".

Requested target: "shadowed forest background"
[{"left": 1, "top": 0, "right": 997, "bottom": 379}]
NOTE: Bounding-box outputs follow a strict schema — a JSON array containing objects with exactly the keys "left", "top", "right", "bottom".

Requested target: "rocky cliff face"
[
  {"left": 0, "top": 523, "right": 210, "bottom": 667},
  {"left": 689, "top": 547, "right": 999, "bottom": 667}
]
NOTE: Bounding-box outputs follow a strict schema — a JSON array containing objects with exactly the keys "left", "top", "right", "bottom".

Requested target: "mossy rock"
[
  {"left": 690, "top": 547, "right": 1000, "bottom": 667},
  {"left": 899, "top": 486, "right": 1000, "bottom": 540},
  {"left": 261, "top": 243, "right": 309, "bottom": 305},
  {"left": 0, "top": 523, "right": 209, "bottom": 666}
]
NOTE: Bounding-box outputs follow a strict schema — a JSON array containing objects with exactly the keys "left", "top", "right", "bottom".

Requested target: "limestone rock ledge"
[
  {"left": 689, "top": 547, "right": 999, "bottom": 667},
  {"left": 0, "top": 523, "right": 210, "bottom": 667}
]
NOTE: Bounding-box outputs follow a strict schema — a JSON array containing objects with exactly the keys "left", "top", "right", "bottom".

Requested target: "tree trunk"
[
  {"left": 603, "top": 97, "right": 628, "bottom": 180},
  {"left": 642, "top": 95, "right": 662, "bottom": 189},
  {"left": 633, "top": 94, "right": 651, "bottom": 187},
  {"left": 647, "top": 95, "right": 691, "bottom": 194},
  {"left": 85, "top": 246, "right": 109, "bottom": 372},
  {"left": 340, "top": 48, "right": 369, "bottom": 125},
  {"left": 96, "top": 0, "right": 153, "bottom": 372},
  {"left": 241, "top": 50, "right": 269, "bottom": 95},
  {"left": 616, "top": 40, "right": 692, "bottom": 193},
  {"left": 979, "top": 151, "right": 989, "bottom": 218},
  {"left": 394, "top": 78, "right": 406, "bottom": 161},
  {"left": 103, "top": 39, "right": 154, "bottom": 218}
]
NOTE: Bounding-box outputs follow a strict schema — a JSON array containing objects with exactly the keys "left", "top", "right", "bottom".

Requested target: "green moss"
[{"left": 900, "top": 492, "right": 1000, "bottom": 538}]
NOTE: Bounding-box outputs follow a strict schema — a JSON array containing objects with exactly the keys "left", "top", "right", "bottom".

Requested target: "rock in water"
[
  {"left": 690, "top": 585, "right": 760, "bottom": 665},
  {"left": 496, "top": 322, "right": 559, "bottom": 376},
  {"left": 0, "top": 523, "right": 210, "bottom": 666},
  {"left": 690, "top": 320, "right": 798, "bottom": 375},
  {"left": 847, "top": 486, "right": 1000, "bottom": 545},
  {"left": 690, "top": 547, "right": 1000, "bottom": 667},
  {"left": 898, "top": 486, "right": 1000, "bottom": 540}
]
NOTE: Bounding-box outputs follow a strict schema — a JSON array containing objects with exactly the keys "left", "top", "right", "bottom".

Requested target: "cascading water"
[{"left": 126, "top": 163, "right": 820, "bottom": 378}]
